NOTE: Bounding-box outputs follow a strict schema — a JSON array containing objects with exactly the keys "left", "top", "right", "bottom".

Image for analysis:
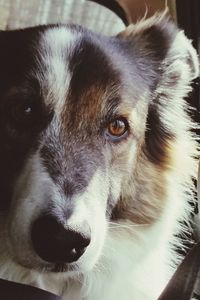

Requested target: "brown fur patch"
[
  {"left": 61, "top": 83, "right": 120, "bottom": 135},
  {"left": 112, "top": 142, "right": 168, "bottom": 224}
]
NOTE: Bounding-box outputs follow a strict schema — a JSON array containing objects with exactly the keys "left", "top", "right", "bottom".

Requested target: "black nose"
[{"left": 31, "top": 215, "right": 91, "bottom": 263}]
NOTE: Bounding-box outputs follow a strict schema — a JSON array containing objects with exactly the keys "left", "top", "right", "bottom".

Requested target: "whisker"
[{"left": 108, "top": 222, "right": 149, "bottom": 230}]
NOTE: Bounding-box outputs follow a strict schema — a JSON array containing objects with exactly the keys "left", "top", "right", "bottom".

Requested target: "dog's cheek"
[{"left": 107, "top": 138, "right": 139, "bottom": 209}]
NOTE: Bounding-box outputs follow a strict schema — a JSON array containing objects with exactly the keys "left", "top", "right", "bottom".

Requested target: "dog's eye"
[
  {"left": 106, "top": 118, "right": 129, "bottom": 141},
  {"left": 10, "top": 101, "right": 34, "bottom": 125}
]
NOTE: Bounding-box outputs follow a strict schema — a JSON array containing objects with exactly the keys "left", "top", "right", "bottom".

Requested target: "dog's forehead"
[
  {"left": 37, "top": 26, "right": 75, "bottom": 111},
  {"left": 37, "top": 26, "right": 121, "bottom": 121}
]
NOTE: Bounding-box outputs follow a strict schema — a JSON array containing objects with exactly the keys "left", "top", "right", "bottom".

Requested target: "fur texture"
[{"left": 0, "top": 13, "right": 199, "bottom": 300}]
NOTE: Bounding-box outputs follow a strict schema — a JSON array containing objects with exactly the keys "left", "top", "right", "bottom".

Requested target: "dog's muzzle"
[{"left": 31, "top": 215, "right": 91, "bottom": 263}]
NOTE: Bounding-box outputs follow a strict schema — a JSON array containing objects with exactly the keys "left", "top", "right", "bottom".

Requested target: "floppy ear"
[{"left": 112, "top": 13, "right": 199, "bottom": 224}]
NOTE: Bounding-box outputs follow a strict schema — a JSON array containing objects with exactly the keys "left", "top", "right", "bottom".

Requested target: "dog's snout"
[{"left": 31, "top": 215, "right": 91, "bottom": 263}]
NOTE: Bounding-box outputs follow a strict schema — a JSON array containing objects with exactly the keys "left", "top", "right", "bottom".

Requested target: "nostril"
[{"left": 31, "top": 215, "right": 91, "bottom": 263}]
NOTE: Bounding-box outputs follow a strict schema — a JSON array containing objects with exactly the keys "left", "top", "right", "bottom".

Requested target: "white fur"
[{"left": 35, "top": 27, "right": 79, "bottom": 115}]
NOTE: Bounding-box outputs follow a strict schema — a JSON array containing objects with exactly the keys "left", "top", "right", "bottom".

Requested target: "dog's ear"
[
  {"left": 113, "top": 13, "right": 199, "bottom": 223},
  {"left": 117, "top": 12, "right": 199, "bottom": 167},
  {"left": 117, "top": 12, "right": 199, "bottom": 88}
]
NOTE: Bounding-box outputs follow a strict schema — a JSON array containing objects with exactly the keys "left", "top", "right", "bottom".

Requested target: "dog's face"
[{"left": 0, "top": 16, "right": 198, "bottom": 275}]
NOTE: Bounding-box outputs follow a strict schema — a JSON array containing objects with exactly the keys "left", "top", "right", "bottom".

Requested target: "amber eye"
[{"left": 106, "top": 118, "right": 129, "bottom": 141}]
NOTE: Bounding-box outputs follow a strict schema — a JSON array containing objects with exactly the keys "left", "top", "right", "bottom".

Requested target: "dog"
[{"left": 0, "top": 12, "right": 199, "bottom": 300}]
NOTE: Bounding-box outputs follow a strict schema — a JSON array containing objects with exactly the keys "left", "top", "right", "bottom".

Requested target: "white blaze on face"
[
  {"left": 37, "top": 26, "right": 79, "bottom": 115},
  {"left": 66, "top": 168, "right": 109, "bottom": 271}
]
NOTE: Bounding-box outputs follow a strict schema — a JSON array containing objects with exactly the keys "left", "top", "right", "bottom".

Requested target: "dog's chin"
[
  {"left": 13, "top": 255, "right": 79, "bottom": 274},
  {"left": 36, "top": 262, "right": 77, "bottom": 273},
  {"left": 15, "top": 251, "right": 99, "bottom": 276},
  {"left": 46, "top": 261, "right": 83, "bottom": 274},
  {"left": 27, "top": 261, "right": 78, "bottom": 274},
  {"left": 50, "top": 262, "right": 76, "bottom": 273}
]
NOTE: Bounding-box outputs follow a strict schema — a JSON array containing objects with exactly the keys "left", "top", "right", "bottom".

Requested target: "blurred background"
[
  {"left": 0, "top": 0, "right": 125, "bottom": 34},
  {"left": 0, "top": 0, "right": 176, "bottom": 33}
]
